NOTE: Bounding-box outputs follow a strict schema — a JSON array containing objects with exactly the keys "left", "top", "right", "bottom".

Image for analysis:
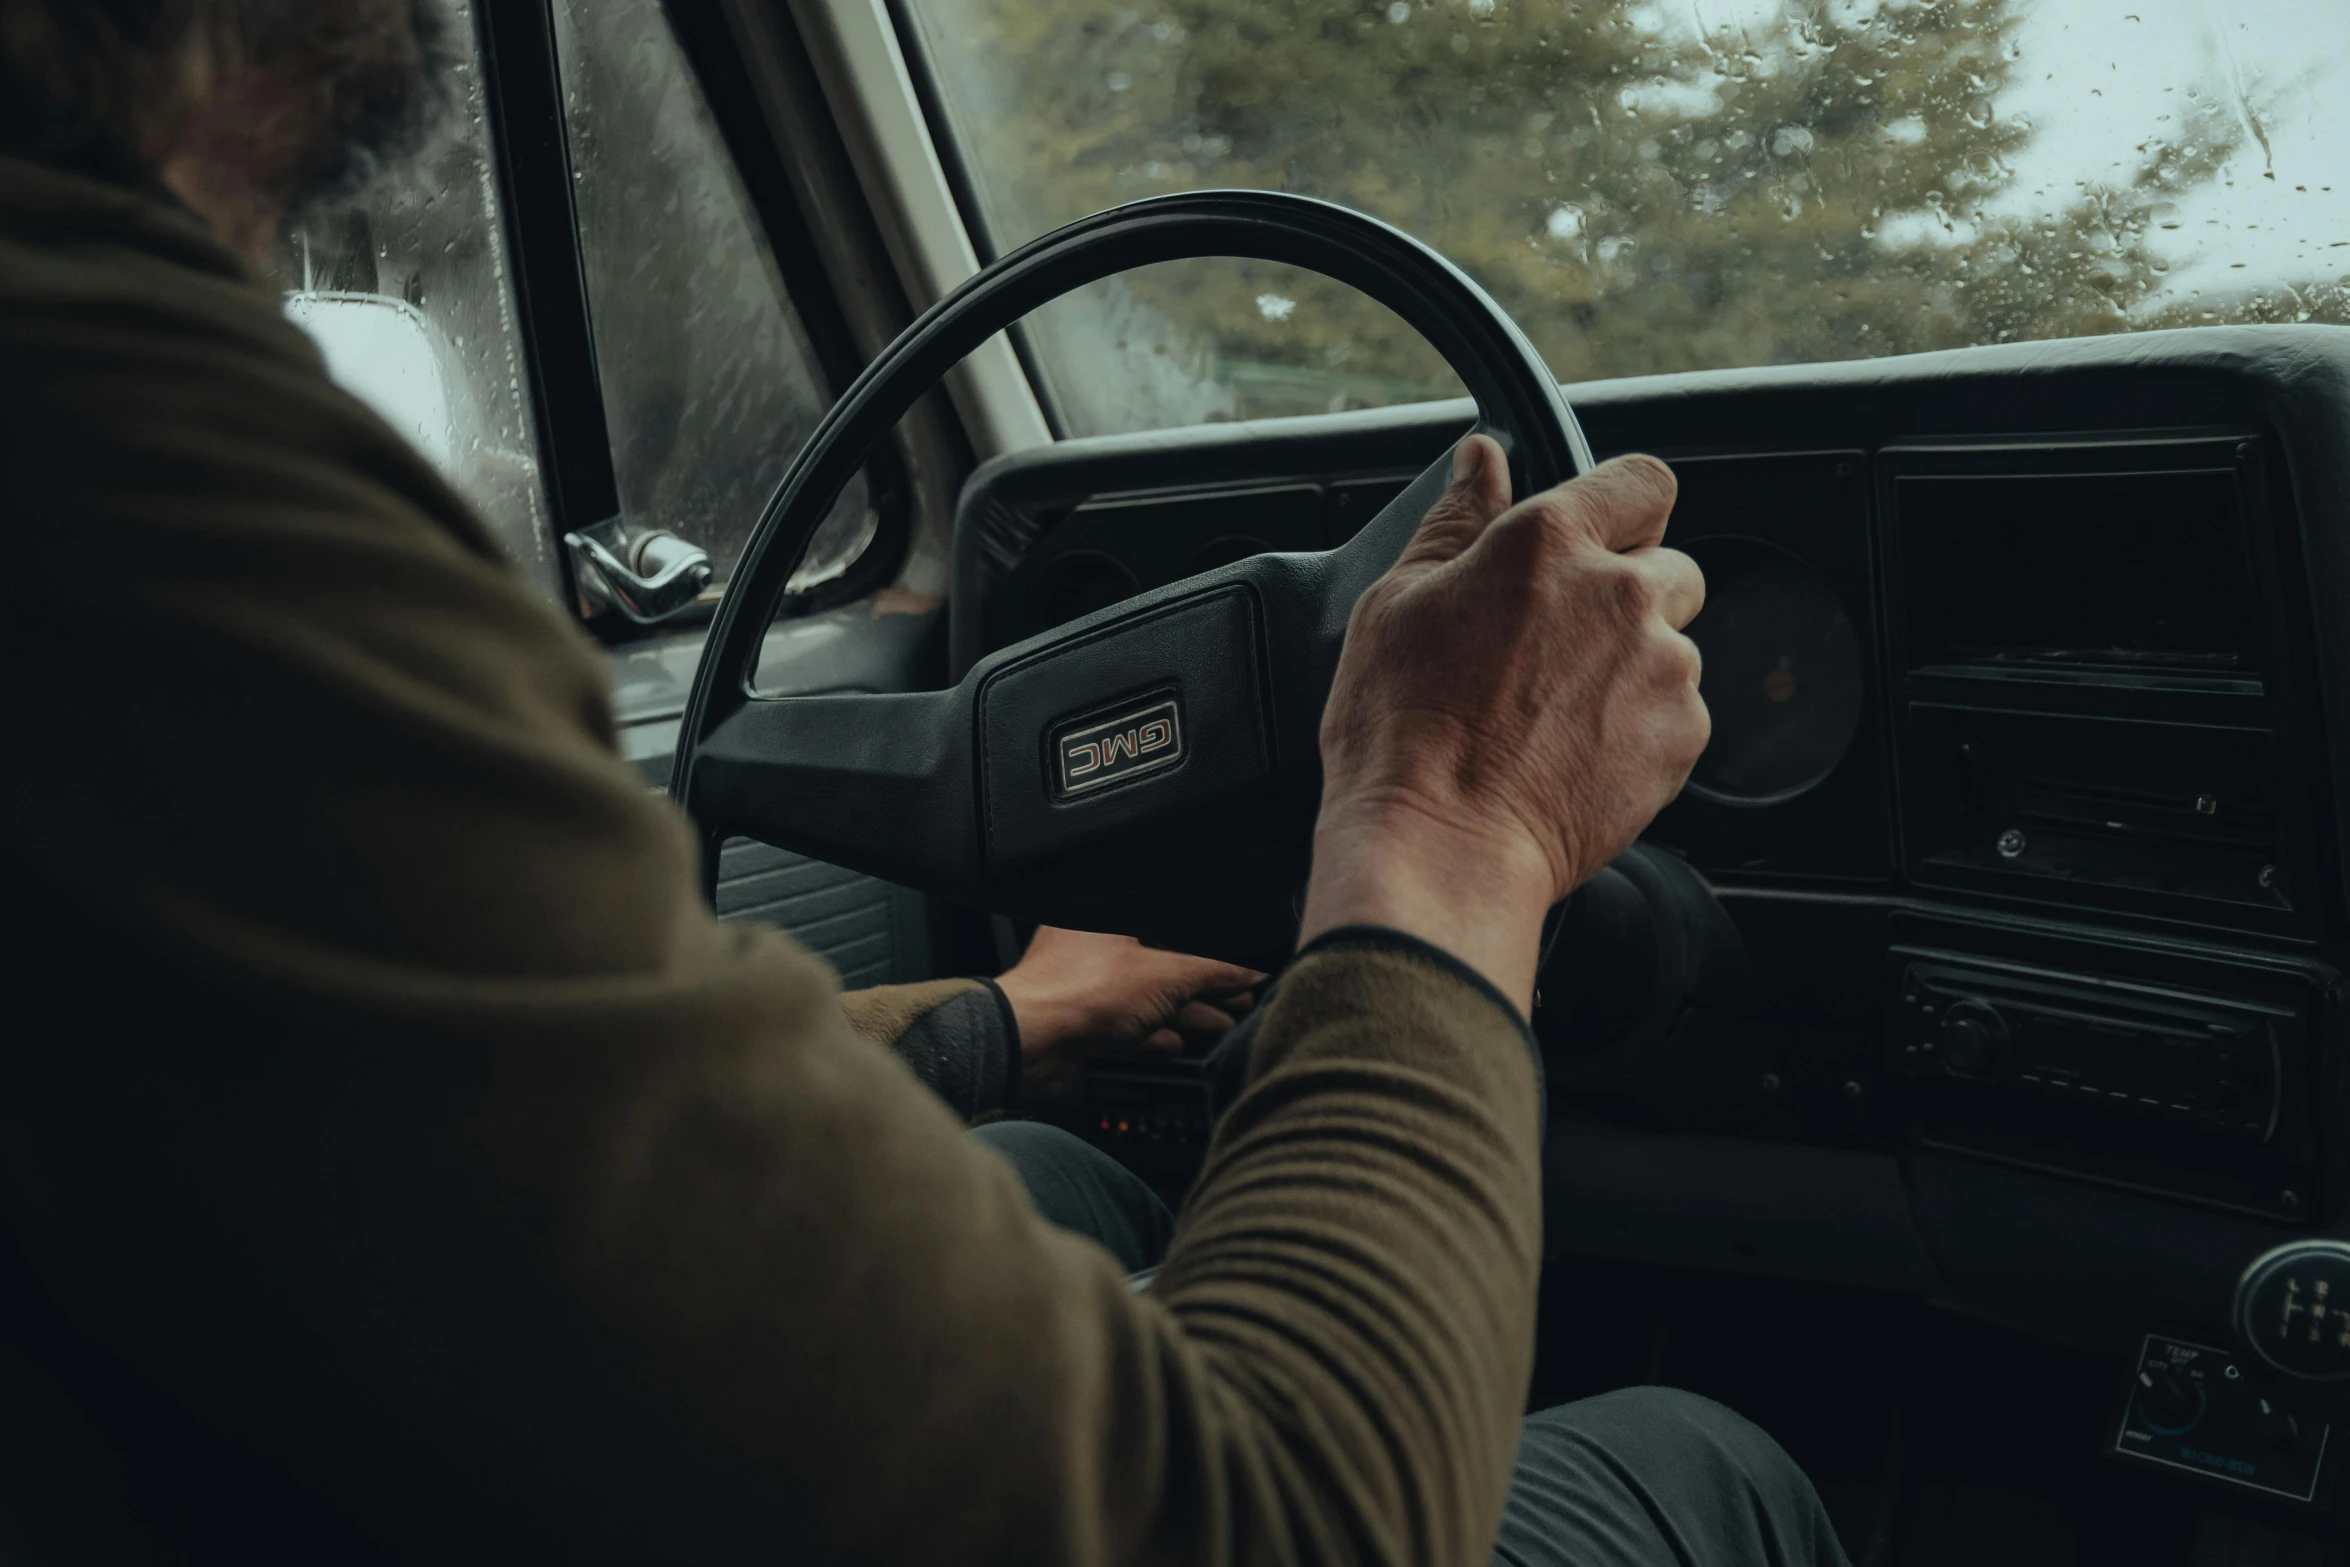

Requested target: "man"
[{"left": 0, "top": 2, "right": 1849, "bottom": 1563}]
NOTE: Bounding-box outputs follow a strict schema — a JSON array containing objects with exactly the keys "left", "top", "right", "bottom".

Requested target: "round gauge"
[
  {"left": 1681, "top": 537, "right": 1864, "bottom": 807},
  {"left": 1027, "top": 550, "right": 1140, "bottom": 636}
]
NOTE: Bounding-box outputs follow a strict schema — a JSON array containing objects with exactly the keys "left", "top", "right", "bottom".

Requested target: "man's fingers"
[
  {"left": 1396, "top": 433, "right": 1516, "bottom": 567},
  {"left": 1525, "top": 453, "right": 1680, "bottom": 554},
  {"left": 1175, "top": 1001, "right": 1238, "bottom": 1036},
  {"left": 1158, "top": 955, "right": 1267, "bottom": 999},
  {"left": 1626, "top": 545, "right": 1706, "bottom": 631}
]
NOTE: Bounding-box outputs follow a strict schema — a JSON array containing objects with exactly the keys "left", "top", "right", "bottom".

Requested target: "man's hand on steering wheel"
[
  {"left": 996, "top": 927, "right": 1264, "bottom": 1107},
  {"left": 1302, "top": 434, "right": 1710, "bottom": 1011}
]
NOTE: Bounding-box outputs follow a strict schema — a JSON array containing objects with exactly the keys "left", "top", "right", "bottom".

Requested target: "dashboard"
[{"left": 947, "top": 325, "right": 2350, "bottom": 1355}]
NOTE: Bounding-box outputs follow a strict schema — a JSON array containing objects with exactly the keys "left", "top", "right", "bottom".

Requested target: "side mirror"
[
  {"left": 282, "top": 291, "right": 464, "bottom": 475},
  {"left": 285, "top": 291, "right": 711, "bottom": 626}
]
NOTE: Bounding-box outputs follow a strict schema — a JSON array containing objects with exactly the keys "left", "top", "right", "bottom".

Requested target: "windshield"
[{"left": 902, "top": 0, "right": 2350, "bottom": 437}]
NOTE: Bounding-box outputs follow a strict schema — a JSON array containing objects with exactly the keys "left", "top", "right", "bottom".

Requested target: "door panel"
[
  {"left": 714, "top": 838, "right": 930, "bottom": 988},
  {"left": 612, "top": 600, "right": 947, "bottom": 984}
]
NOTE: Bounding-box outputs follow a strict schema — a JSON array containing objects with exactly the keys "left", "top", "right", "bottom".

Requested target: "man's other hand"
[
  {"left": 1301, "top": 434, "right": 1710, "bottom": 1012},
  {"left": 996, "top": 927, "right": 1265, "bottom": 1107}
]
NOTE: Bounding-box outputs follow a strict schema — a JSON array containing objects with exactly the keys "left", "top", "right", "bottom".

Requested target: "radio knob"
[{"left": 1937, "top": 1000, "right": 2009, "bottom": 1080}]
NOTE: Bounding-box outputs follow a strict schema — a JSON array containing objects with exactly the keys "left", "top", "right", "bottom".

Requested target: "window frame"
[
  {"left": 754, "top": 0, "right": 1053, "bottom": 461},
  {"left": 879, "top": 0, "right": 1073, "bottom": 442},
  {"left": 473, "top": 0, "right": 919, "bottom": 634}
]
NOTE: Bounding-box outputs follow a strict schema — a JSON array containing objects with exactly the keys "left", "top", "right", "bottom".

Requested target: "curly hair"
[
  {"left": 0, "top": 1, "right": 215, "bottom": 156},
  {"left": 0, "top": 0, "right": 451, "bottom": 204}
]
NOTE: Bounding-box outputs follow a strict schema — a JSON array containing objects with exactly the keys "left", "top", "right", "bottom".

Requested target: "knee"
[
  {"left": 1524, "top": 1385, "right": 1824, "bottom": 1520},
  {"left": 969, "top": 1120, "right": 1107, "bottom": 1207},
  {"left": 969, "top": 1118, "right": 1087, "bottom": 1164},
  {"left": 1505, "top": 1387, "right": 1844, "bottom": 1566},
  {"left": 968, "top": 1120, "right": 1173, "bottom": 1273},
  {"left": 1529, "top": 1384, "right": 1772, "bottom": 1456}
]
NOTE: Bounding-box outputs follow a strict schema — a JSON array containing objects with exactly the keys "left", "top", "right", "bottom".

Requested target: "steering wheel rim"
[{"left": 673, "top": 190, "right": 1593, "bottom": 957}]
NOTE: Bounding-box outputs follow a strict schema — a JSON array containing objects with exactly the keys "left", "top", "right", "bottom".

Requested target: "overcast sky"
[
  {"left": 2001, "top": 0, "right": 2350, "bottom": 308},
  {"left": 916, "top": 0, "right": 2350, "bottom": 350},
  {"left": 1538, "top": 0, "right": 2350, "bottom": 310},
  {"left": 1689, "top": 0, "right": 2350, "bottom": 308}
]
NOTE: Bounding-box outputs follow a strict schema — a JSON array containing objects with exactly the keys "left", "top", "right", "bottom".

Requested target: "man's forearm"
[
  {"left": 7, "top": 912, "right": 1541, "bottom": 1566},
  {"left": 1155, "top": 939, "right": 1546, "bottom": 1564}
]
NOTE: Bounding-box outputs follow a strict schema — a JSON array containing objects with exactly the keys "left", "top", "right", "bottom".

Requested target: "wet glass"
[
  {"left": 903, "top": 0, "right": 2350, "bottom": 437},
  {"left": 551, "top": 0, "right": 875, "bottom": 595},
  {"left": 274, "top": 0, "right": 557, "bottom": 597}
]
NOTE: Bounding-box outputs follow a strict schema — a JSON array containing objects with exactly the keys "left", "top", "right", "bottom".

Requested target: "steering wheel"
[{"left": 672, "top": 190, "right": 1594, "bottom": 960}]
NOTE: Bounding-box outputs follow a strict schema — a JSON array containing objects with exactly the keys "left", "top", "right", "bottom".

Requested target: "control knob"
[
  {"left": 2256, "top": 1395, "right": 2303, "bottom": 1454},
  {"left": 2134, "top": 1364, "right": 2205, "bottom": 1435},
  {"left": 1936, "top": 999, "right": 2009, "bottom": 1081}
]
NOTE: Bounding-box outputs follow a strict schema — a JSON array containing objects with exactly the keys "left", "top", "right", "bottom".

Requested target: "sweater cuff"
[
  {"left": 1293, "top": 924, "right": 1538, "bottom": 1055},
  {"left": 977, "top": 976, "right": 1022, "bottom": 1111},
  {"left": 846, "top": 980, "right": 1020, "bottom": 1122},
  {"left": 1201, "top": 924, "right": 1547, "bottom": 1136}
]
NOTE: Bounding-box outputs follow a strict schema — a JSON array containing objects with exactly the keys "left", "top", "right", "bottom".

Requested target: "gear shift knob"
[{"left": 2235, "top": 1240, "right": 2350, "bottom": 1383}]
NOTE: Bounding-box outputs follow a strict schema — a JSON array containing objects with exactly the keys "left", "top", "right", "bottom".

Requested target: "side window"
[
  {"left": 273, "top": 0, "right": 558, "bottom": 599},
  {"left": 276, "top": 0, "right": 880, "bottom": 623},
  {"left": 550, "top": 0, "right": 876, "bottom": 604}
]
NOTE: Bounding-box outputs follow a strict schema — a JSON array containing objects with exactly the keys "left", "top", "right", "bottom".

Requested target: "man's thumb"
[{"left": 1399, "top": 434, "right": 1514, "bottom": 565}]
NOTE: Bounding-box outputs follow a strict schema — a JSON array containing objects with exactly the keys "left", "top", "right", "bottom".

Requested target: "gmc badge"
[{"left": 1053, "top": 697, "right": 1183, "bottom": 798}]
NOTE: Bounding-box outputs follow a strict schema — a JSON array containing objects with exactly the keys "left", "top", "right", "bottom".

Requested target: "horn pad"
[{"left": 978, "top": 584, "right": 1274, "bottom": 892}]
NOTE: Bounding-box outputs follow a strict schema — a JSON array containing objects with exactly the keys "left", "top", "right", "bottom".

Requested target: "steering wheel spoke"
[{"left": 690, "top": 687, "right": 981, "bottom": 899}]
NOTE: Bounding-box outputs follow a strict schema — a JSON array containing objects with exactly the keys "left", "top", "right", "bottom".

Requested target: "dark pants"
[{"left": 972, "top": 1123, "right": 1851, "bottom": 1567}]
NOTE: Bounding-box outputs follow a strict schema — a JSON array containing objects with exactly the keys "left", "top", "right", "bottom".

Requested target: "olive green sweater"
[{"left": 0, "top": 155, "right": 1544, "bottom": 1564}]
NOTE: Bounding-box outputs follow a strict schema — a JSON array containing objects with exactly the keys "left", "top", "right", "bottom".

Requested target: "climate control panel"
[{"left": 2110, "top": 1334, "right": 2332, "bottom": 1504}]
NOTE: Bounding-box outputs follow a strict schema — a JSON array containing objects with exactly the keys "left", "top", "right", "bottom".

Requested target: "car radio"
[{"left": 1891, "top": 945, "right": 2320, "bottom": 1219}]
